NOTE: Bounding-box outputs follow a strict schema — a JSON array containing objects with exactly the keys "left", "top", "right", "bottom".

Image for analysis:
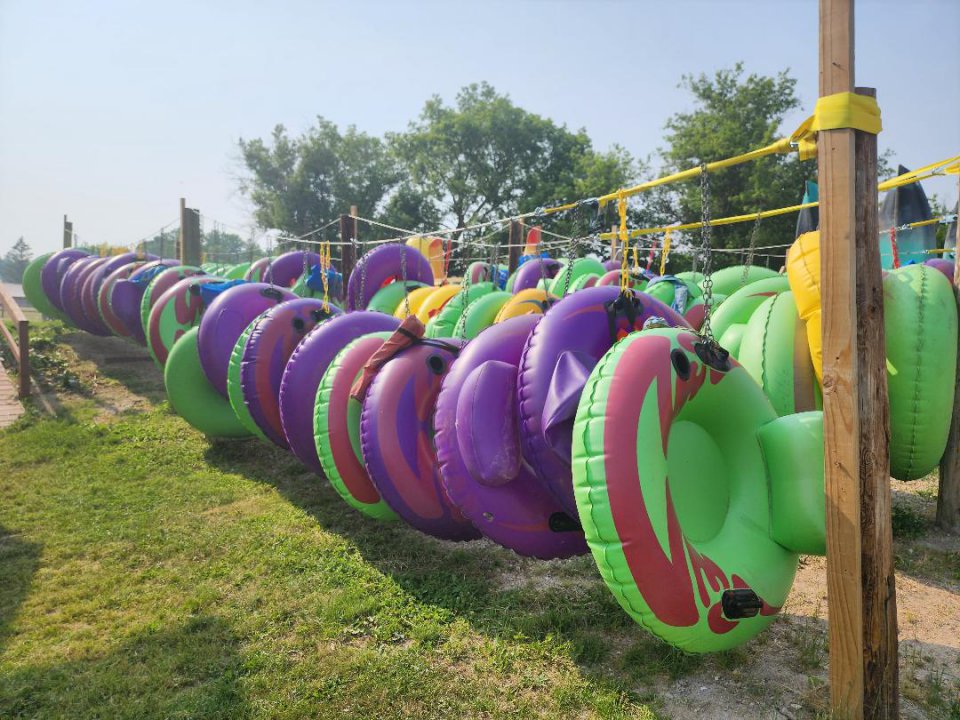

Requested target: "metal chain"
[
  {"left": 458, "top": 238, "right": 475, "bottom": 339},
  {"left": 699, "top": 163, "right": 716, "bottom": 343},
  {"left": 741, "top": 213, "right": 762, "bottom": 287}
]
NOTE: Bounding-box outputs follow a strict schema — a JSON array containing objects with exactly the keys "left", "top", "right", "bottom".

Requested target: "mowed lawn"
[{"left": 0, "top": 351, "right": 661, "bottom": 719}]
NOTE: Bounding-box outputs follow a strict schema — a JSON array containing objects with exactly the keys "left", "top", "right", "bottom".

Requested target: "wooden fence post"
[
  {"left": 179, "top": 198, "right": 202, "bottom": 266},
  {"left": 63, "top": 215, "right": 73, "bottom": 249},
  {"left": 938, "top": 175, "right": 960, "bottom": 532},
  {"left": 819, "top": 1, "right": 898, "bottom": 717},
  {"left": 507, "top": 220, "right": 522, "bottom": 273},
  {"left": 339, "top": 207, "right": 358, "bottom": 292}
]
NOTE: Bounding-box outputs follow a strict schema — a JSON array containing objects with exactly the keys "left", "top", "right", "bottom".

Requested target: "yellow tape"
[
  {"left": 811, "top": 92, "right": 882, "bottom": 135},
  {"left": 617, "top": 191, "right": 629, "bottom": 293}
]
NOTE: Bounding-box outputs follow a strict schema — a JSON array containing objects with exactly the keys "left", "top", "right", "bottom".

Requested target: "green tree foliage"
[
  {"left": 239, "top": 120, "right": 399, "bottom": 236},
  {"left": 1, "top": 237, "right": 32, "bottom": 283},
  {"left": 652, "top": 63, "right": 816, "bottom": 268},
  {"left": 390, "top": 82, "right": 635, "bottom": 230}
]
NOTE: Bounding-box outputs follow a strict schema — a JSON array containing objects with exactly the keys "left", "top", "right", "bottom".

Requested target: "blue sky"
[{"left": 1, "top": 0, "right": 957, "bottom": 256}]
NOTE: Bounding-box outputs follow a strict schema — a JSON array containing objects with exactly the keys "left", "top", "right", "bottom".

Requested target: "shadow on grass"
[
  {"left": 0, "top": 615, "right": 248, "bottom": 720},
  {"left": 60, "top": 332, "right": 167, "bottom": 405},
  {"left": 202, "top": 440, "right": 657, "bottom": 670},
  {"left": 0, "top": 525, "right": 42, "bottom": 654}
]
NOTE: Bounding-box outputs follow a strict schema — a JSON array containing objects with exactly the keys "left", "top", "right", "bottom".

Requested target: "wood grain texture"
[
  {"left": 339, "top": 213, "right": 357, "bottom": 290},
  {"left": 178, "top": 198, "right": 202, "bottom": 267},
  {"left": 938, "top": 176, "right": 960, "bottom": 532},
  {"left": 820, "top": 2, "right": 898, "bottom": 717},
  {"left": 63, "top": 215, "right": 73, "bottom": 250},
  {"left": 507, "top": 220, "right": 522, "bottom": 273}
]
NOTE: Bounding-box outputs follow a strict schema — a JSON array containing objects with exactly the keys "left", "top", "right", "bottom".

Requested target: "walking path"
[{"left": 0, "top": 368, "right": 24, "bottom": 428}]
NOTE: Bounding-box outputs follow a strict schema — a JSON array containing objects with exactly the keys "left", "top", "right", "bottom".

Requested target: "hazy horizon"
[{"left": 1, "top": 0, "right": 958, "bottom": 257}]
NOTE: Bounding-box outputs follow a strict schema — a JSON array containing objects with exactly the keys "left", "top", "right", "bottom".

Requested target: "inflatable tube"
[
  {"left": 346, "top": 244, "right": 434, "bottom": 311},
  {"left": 512, "top": 257, "right": 561, "bottom": 293},
  {"left": 737, "top": 291, "right": 821, "bottom": 417},
  {"left": 197, "top": 283, "right": 297, "bottom": 397},
  {"left": 452, "top": 291, "right": 512, "bottom": 339},
  {"left": 568, "top": 272, "right": 601, "bottom": 293},
  {"left": 879, "top": 165, "right": 936, "bottom": 269},
  {"left": 244, "top": 257, "right": 273, "bottom": 282},
  {"left": 571, "top": 328, "right": 798, "bottom": 652},
  {"left": 925, "top": 258, "right": 954, "bottom": 282},
  {"left": 239, "top": 299, "right": 341, "bottom": 447},
  {"left": 21, "top": 253, "right": 70, "bottom": 322},
  {"left": 676, "top": 271, "right": 705, "bottom": 286},
  {"left": 40, "top": 248, "right": 89, "bottom": 316},
  {"left": 699, "top": 265, "right": 779, "bottom": 297},
  {"left": 393, "top": 285, "right": 436, "bottom": 319},
  {"left": 279, "top": 312, "right": 401, "bottom": 475},
  {"left": 467, "top": 261, "right": 508, "bottom": 287},
  {"left": 165, "top": 327, "right": 253, "bottom": 438},
  {"left": 146, "top": 276, "right": 222, "bottom": 367},
  {"left": 262, "top": 251, "right": 321, "bottom": 288},
  {"left": 314, "top": 332, "right": 399, "bottom": 520},
  {"left": 885, "top": 265, "right": 958, "bottom": 480},
  {"left": 425, "top": 283, "right": 495, "bottom": 338},
  {"left": 406, "top": 236, "right": 445, "bottom": 280},
  {"left": 494, "top": 288, "right": 554, "bottom": 322},
  {"left": 62, "top": 257, "right": 111, "bottom": 334},
  {"left": 414, "top": 285, "right": 461, "bottom": 324},
  {"left": 366, "top": 281, "right": 429, "bottom": 315},
  {"left": 795, "top": 180, "right": 819, "bottom": 238},
  {"left": 360, "top": 338, "right": 480, "bottom": 540},
  {"left": 80, "top": 252, "right": 151, "bottom": 336},
  {"left": 224, "top": 262, "right": 251, "bottom": 280},
  {"left": 548, "top": 258, "right": 606, "bottom": 297},
  {"left": 435, "top": 316, "right": 588, "bottom": 559},
  {"left": 517, "top": 287, "right": 690, "bottom": 515},
  {"left": 681, "top": 293, "right": 726, "bottom": 332},
  {"left": 709, "top": 276, "right": 791, "bottom": 347},
  {"left": 785, "top": 231, "right": 823, "bottom": 379},
  {"left": 226, "top": 317, "right": 268, "bottom": 440},
  {"left": 645, "top": 275, "right": 702, "bottom": 315},
  {"left": 97, "top": 261, "right": 150, "bottom": 337},
  {"left": 596, "top": 269, "right": 649, "bottom": 291},
  {"left": 140, "top": 266, "right": 204, "bottom": 346},
  {"left": 111, "top": 259, "right": 181, "bottom": 343}
]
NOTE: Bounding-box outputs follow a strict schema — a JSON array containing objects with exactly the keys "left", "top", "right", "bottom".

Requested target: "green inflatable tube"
[
  {"left": 675, "top": 271, "right": 705, "bottom": 286},
  {"left": 700, "top": 265, "right": 780, "bottom": 297},
  {"left": 164, "top": 327, "right": 253, "bottom": 438},
  {"left": 452, "top": 291, "right": 512, "bottom": 339},
  {"left": 549, "top": 258, "right": 606, "bottom": 297},
  {"left": 425, "top": 282, "right": 494, "bottom": 338},
  {"left": 314, "top": 332, "right": 398, "bottom": 521},
  {"left": 738, "top": 291, "right": 821, "bottom": 417},
  {"left": 885, "top": 265, "right": 958, "bottom": 480},
  {"left": 567, "top": 273, "right": 601, "bottom": 293},
  {"left": 21, "top": 253, "right": 71, "bottom": 322},
  {"left": 709, "top": 276, "right": 790, "bottom": 345},
  {"left": 572, "top": 328, "right": 799, "bottom": 653},
  {"left": 139, "top": 266, "right": 204, "bottom": 345},
  {"left": 645, "top": 276, "right": 702, "bottom": 312},
  {"left": 224, "top": 262, "right": 251, "bottom": 280},
  {"left": 226, "top": 316, "right": 269, "bottom": 441},
  {"left": 366, "top": 281, "right": 430, "bottom": 315}
]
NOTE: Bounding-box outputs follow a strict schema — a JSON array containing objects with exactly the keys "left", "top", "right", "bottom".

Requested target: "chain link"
[
  {"left": 699, "top": 163, "right": 716, "bottom": 343},
  {"left": 559, "top": 238, "right": 578, "bottom": 298},
  {"left": 741, "top": 213, "right": 762, "bottom": 287},
  {"left": 400, "top": 243, "right": 410, "bottom": 317}
]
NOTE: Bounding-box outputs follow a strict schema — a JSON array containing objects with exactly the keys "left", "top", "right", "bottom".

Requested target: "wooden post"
[
  {"left": 17, "top": 318, "right": 29, "bottom": 399},
  {"left": 62, "top": 215, "right": 73, "bottom": 249},
  {"left": 507, "top": 220, "right": 522, "bottom": 273},
  {"left": 938, "top": 175, "right": 960, "bottom": 532},
  {"left": 179, "top": 198, "right": 202, "bottom": 266},
  {"left": 819, "top": 1, "right": 898, "bottom": 717},
  {"left": 339, "top": 206, "right": 358, "bottom": 289}
]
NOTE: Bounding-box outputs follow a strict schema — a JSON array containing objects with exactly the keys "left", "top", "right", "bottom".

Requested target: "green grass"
[{"left": 0, "top": 394, "right": 663, "bottom": 719}]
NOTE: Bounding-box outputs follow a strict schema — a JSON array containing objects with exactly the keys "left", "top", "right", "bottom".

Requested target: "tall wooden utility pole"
[
  {"left": 819, "top": 0, "right": 898, "bottom": 717},
  {"left": 939, "top": 176, "right": 960, "bottom": 532},
  {"left": 179, "top": 198, "right": 202, "bottom": 266},
  {"left": 63, "top": 215, "right": 73, "bottom": 249},
  {"left": 507, "top": 219, "right": 523, "bottom": 273}
]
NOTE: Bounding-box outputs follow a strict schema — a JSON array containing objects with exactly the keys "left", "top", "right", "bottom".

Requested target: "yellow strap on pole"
[
  {"left": 321, "top": 242, "right": 331, "bottom": 313},
  {"left": 659, "top": 229, "right": 672, "bottom": 277},
  {"left": 811, "top": 91, "right": 883, "bottom": 135},
  {"left": 617, "top": 191, "right": 630, "bottom": 293}
]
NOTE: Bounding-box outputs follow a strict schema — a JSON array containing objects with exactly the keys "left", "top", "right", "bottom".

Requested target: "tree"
[
  {"left": 390, "top": 83, "right": 637, "bottom": 231},
  {"left": 1, "top": 237, "right": 32, "bottom": 283},
  {"left": 238, "top": 120, "right": 399, "bottom": 236},
  {"left": 651, "top": 63, "right": 817, "bottom": 268}
]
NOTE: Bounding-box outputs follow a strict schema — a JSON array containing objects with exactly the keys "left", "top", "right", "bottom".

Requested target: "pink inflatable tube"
[{"left": 434, "top": 316, "right": 588, "bottom": 559}]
